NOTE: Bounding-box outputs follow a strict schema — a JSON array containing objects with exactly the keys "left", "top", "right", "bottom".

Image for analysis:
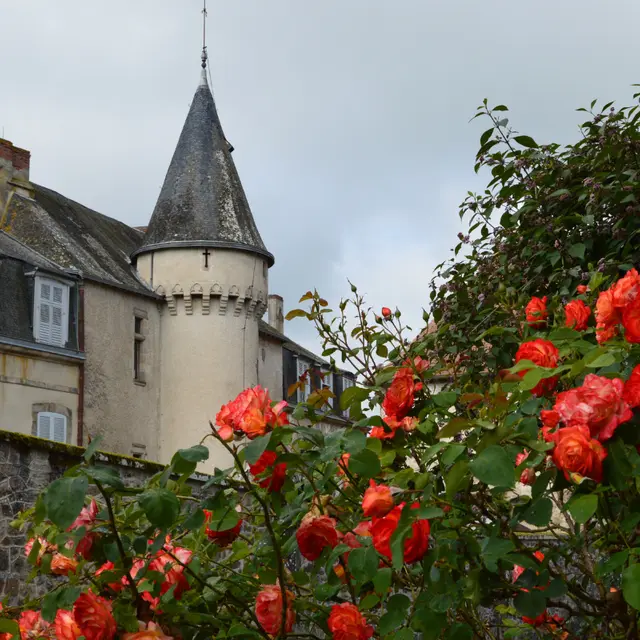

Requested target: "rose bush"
[{"left": 5, "top": 93, "right": 640, "bottom": 640}]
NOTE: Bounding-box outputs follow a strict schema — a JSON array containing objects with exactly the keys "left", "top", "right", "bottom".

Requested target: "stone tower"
[{"left": 133, "top": 68, "right": 274, "bottom": 468}]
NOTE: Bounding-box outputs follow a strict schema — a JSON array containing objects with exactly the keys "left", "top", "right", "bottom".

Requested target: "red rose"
[
  {"left": 514, "top": 339, "right": 559, "bottom": 396},
  {"left": 150, "top": 546, "right": 192, "bottom": 600},
  {"left": 623, "top": 297, "right": 640, "bottom": 343},
  {"left": 296, "top": 515, "right": 339, "bottom": 561},
  {"left": 515, "top": 451, "right": 535, "bottom": 485},
  {"left": 249, "top": 450, "right": 287, "bottom": 493},
  {"left": 564, "top": 299, "right": 591, "bottom": 331},
  {"left": 215, "top": 386, "right": 288, "bottom": 440},
  {"left": 327, "top": 603, "right": 374, "bottom": 640},
  {"left": 624, "top": 365, "right": 640, "bottom": 408},
  {"left": 204, "top": 509, "right": 242, "bottom": 547},
  {"left": 612, "top": 268, "right": 640, "bottom": 308},
  {"left": 554, "top": 374, "right": 632, "bottom": 442},
  {"left": 255, "top": 584, "right": 295, "bottom": 636},
  {"left": 595, "top": 289, "right": 620, "bottom": 344},
  {"left": 381, "top": 307, "right": 392, "bottom": 318},
  {"left": 73, "top": 592, "right": 117, "bottom": 640},
  {"left": 550, "top": 425, "right": 607, "bottom": 483},
  {"left": 369, "top": 421, "right": 400, "bottom": 441},
  {"left": 577, "top": 284, "right": 589, "bottom": 294},
  {"left": 525, "top": 296, "right": 548, "bottom": 328},
  {"left": 362, "top": 480, "right": 394, "bottom": 517},
  {"left": 381, "top": 367, "right": 417, "bottom": 422},
  {"left": 540, "top": 410, "right": 560, "bottom": 429},
  {"left": 54, "top": 610, "right": 82, "bottom": 640},
  {"left": 371, "top": 503, "right": 430, "bottom": 564}
]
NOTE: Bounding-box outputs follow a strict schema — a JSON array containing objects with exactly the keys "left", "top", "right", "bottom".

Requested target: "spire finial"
[{"left": 201, "top": 0, "right": 208, "bottom": 69}]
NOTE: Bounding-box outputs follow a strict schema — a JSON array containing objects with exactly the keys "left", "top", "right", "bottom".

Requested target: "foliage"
[{"left": 7, "top": 92, "right": 640, "bottom": 640}]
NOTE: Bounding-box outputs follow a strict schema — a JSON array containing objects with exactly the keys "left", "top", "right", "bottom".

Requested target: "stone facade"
[{"left": 0, "top": 429, "right": 205, "bottom": 602}]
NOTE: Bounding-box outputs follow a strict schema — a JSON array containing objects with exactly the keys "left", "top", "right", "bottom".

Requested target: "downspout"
[{"left": 77, "top": 284, "right": 85, "bottom": 446}]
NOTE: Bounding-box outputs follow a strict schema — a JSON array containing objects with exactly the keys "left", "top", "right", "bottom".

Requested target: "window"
[
  {"left": 34, "top": 277, "right": 69, "bottom": 347},
  {"left": 37, "top": 412, "right": 67, "bottom": 443},
  {"left": 322, "top": 370, "right": 334, "bottom": 407},
  {"left": 134, "top": 315, "right": 145, "bottom": 383},
  {"left": 297, "top": 358, "right": 311, "bottom": 403},
  {"left": 342, "top": 376, "right": 355, "bottom": 417}
]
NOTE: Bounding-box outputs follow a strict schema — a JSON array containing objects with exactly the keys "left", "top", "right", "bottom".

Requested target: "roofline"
[
  {"left": 131, "top": 240, "right": 275, "bottom": 267},
  {"left": 83, "top": 274, "right": 161, "bottom": 300},
  {"left": 0, "top": 230, "right": 71, "bottom": 277},
  {"left": 0, "top": 335, "right": 85, "bottom": 362}
]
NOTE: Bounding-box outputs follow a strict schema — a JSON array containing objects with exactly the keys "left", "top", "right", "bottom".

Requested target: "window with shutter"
[
  {"left": 34, "top": 277, "right": 69, "bottom": 347},
  {"left": 341, "top": 376, "right": 355, "bottom": 417},
  {"left": 297, "top": 358, "right": 311, "bottom": 403},
  {"left": 36, "top": 412, "right": 67, "bottom": 442},
  {"left": 323, "top": 371, "right": 334, "bottom": 407}
]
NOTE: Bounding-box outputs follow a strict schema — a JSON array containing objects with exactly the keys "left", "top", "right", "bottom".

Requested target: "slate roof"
[
  {"left": 2, "top": 185, "right": 156, "bottom": 297},
  {"left": 133, "top": 71, "right": 274, "bottom": 266},
  {"left": 0, "top": 230, "right": 68, "bottom": 276}
]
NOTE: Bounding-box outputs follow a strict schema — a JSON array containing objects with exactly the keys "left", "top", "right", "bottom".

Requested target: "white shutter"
[
  {"left": 323, "top": 371, "right": 333, "bottom": 407},
  {"left": 37, "top": 414, "right": 51, "bottom": 439},
  {"left": 37, "top": 412, "right": 67, "bottom": 442},
  {"left": 52, "top": 415, "right": 67, "bottom": 443},
  {"left": 35, "top": 278, "right": 69, "bottom": 347}
]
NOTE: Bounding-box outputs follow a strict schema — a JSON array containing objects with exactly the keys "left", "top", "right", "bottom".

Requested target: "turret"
[{"left": 133, "top": 66, "right": 273, "bottom": 468}]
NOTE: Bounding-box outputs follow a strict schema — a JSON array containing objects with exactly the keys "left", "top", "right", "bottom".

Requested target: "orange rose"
[
  {"left": 525, "top": 296, "right": 548, "bottom": 328},
  {"left": 554, "top": 374, "right": 632, "bottom": 442},
  {"left": 249, "top": 450, "right": 287, "bottom": 493},
  {"left": 369, "top": 421, "right": 400, "bottom": 440},
  {"left": 54, "top": 610, "right": 82, "bottom": 640},
  {"left": 381, "top": 367, "right": 417, "bottom": 422},
  {"left": 215, "top": 386, "right": 288, "bottom": 440},
  {"left": 595, "top": 289, "right": 620, "bottom": 344},
  {"left": 73, "top": 592, "right": 116, "bottom": 640},
  {"left": 19, "top": 611, "right": 50, "bottom": 639},
  {"left": 564, "top": 299, "right": 591, "bottom": 331},
  {"left": 371, "top": 503, "right": 430, "bottom": 564},
  {"left": 255, "top": 584, "right": 295, "bottom": 635},
  {"left": 623, "top": 297, "right": 640, "bottom": 343},
  {"left": 121, "top": 621, "right": 173, "bottom": 640},
  {"left": 550, "top": 425, "right": 607, "bottom": 483},
  {"left": 362, "top": 480, "right": 394, "bottom": 517},
  {"left": 51, "top": 553, "right": 79, "bottom": 576},
  {"left": 612, "top": 268, "right": 640, "bottom": 308},
  {"left": 381, "top": 307, "right": 392, "bottom": 318},
  {"left": 296, "top": 515, "right": 339, "bottom": 561},
  {"left": 577, "top": 284, "right": 589, "bottom": 294},
  {"left": 514, "top": 339, "right": 559, "bottom": 396},
  {"left": 327, "top": 603, "right": 374, "bottom": 640}
]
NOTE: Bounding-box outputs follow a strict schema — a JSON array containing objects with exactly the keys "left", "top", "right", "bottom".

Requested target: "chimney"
[
  {"left": 0, "top": 139, "right": 33, "bottom": 214},
  {"left": 268, "top": 294, "right": 284, "bottom": 334}
]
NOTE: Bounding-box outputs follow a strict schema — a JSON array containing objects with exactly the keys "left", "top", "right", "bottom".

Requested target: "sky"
[{"left": 3, "top": 0, "right": 640, "bottom": 354}]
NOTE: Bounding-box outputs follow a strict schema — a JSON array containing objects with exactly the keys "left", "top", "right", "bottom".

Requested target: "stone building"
[{"left": 0, "top": 63, "right": 354, "bottom": 470}]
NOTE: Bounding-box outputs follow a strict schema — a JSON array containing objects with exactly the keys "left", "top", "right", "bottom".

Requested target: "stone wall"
[{"left": 0, "top": 429, "right": 206, "bottom": 602}]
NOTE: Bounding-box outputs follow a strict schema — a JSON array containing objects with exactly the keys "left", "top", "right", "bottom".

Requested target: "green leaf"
[
  {"left": 531, "top": 470, "right": 554, "bottom": 500},
  {"left": 390, "top": 506, "right": 415, "bottom": 570},
  {"left": 43, "top": 476, "right": 89, "bottom": 530},
  {"left": 379, "top": 594, "right": 411, "bottom": 636},
  {"left": 623, "top": 564, "right": 640, "bottom": 610},
  {"left": 568, "top": 243, "right": 586, "bottom": 260},
  {"left": 138, "top": 489, "right": 180, "bottom": 527},
  {"left": 315, "top": 582, "right": 340, "bottom": 601},
  {"left": 83, "top": 435, "right": 103, "bottom": 462},
  {"left": 514, "top": 135, "right": 538, "bottom": 148},
  {"left": 481, "top": 538, "right": 515, "bottom": 572},
  {"left": 340, "top": 385, "right": 369, "bottom": 411},
  {"left": 436, "top": 418, "right": 471, "bottom": 440},
  {"left": 566, "top": 494, "right": 598, "bottom": 524},
  {"left": 343, "top": 430, "right": 367, "bottom": 455},
  {"left": 520, "top": 368, "right": 545, "bottom": 391},
  {"left": 522, "top": 498, "right": 553, "bottom": 527},
  {"left": 177, "top": 445, "right": 209, "bottom": 463},
  {"left": 433, "top": 392, "right": 458, "bottom": 408},
  {"left": 545, "top": 578, "right": 568, "bottom": 599},
  {"left": 84, "top": 465, "right": 125, "bottom": 490},
  {"left": 469, "top": 446, "right": 514, "bottom": 488},
  {"left": 448, "top": 624, "right": 474, "bottom": 640},
  {"left": 596, "top": 550, "right": 629, "bottom": 579},
  {"left": 445, "top": 461, "right": 469, "bottom": 500},
  {"left": 347, "top": 546, "right": 379, "bottom": 583},
  {"left": 585, "top": 352, "right": 616, "bottom": 369},
  {"left": 349, "top": 449, "right": 381, "bottom": 478},
  {"left": 244, "top": 433, "right": 272, "bottom": 465},
  {"left": 0, "top": 620, "right": 19, "bottom": 639},
  {"left": 373, "top": 567, "right": 393, "bottom": 595},
  {"left": 514, "top": 589, "right": 546, "bottom": 618}
]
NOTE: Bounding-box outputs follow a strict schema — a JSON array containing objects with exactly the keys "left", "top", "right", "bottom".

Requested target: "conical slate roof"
[{"left": 133, "top": 71, "right": 274, "bottom": 265}]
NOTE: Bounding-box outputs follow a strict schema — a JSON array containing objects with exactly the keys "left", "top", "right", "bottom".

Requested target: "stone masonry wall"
[{"left": 0, "top": 429, "right": 206, "bottom": 602}]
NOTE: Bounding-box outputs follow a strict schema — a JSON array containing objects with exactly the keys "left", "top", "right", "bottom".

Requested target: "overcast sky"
[{"left": 3, "top": 0, "right": 640, "bottom": 353}]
